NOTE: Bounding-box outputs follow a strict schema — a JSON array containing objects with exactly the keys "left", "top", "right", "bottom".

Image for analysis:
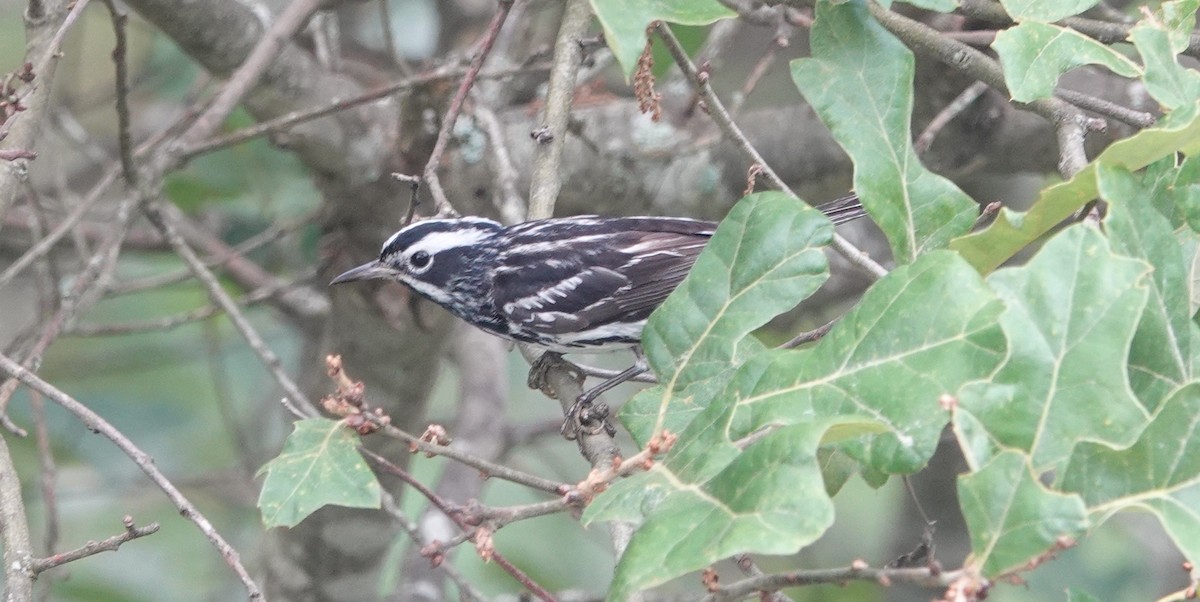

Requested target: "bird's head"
[{"left": 330, "top": 217, "right": 504, "bottom": 307}]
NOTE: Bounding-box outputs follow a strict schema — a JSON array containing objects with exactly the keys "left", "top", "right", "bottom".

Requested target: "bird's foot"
[
  {"left": 560, "top": 393, "right": 616, "bottom": 440},
  {"left": 527, "top": 352, "right": 582, "bottom": 395}
]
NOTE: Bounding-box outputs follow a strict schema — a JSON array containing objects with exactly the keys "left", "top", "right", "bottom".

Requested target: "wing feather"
[{"left": 493, "top": 218, "right": 714, "bottom": 336}]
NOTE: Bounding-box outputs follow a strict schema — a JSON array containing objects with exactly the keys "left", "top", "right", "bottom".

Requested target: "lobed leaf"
[
  {"left": 258, "top": 418, "right": 381, "bottom": 528},
  {"left": 951, "top": 101, "right": 1200, "bottom": 274},
  {"left": 589, "top": 0, "right": 734, "bottom": 77},
  {"left": 993, "top": 22, "right": 1139, "bottom": 103},
  {"left": 621, "top": 192, "right": 833, "bottom": 444},
  {"left": 1100, "top": 163, "right": 1199, "bottom": 413},
  {"left": 999, "top": 0, "right": 1099, "bottom": 22},
  {"left": 958, "top": 451, "right": 1088, "bottom": 576},
  {"left": 589, "top": 252, "right": 1006, "bottom": 599},
  {"left": 956, "top": 225, "right": 1151, "bottom": 472},
  {"left": 1062, "top": 383, "right": 1200, "bottom": 566},
  {"left": 790, "top": 0, "right": 976, "bottom": 264}
]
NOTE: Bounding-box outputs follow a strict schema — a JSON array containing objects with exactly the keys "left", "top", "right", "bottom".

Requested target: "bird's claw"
[
  {"left": 526, "top": 352, "right": 584, "bottom": 396},
  {"left": 560, "top": 396, "right": 616, "bottom": 440}
]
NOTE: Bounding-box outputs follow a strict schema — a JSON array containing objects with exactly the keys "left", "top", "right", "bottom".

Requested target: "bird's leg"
[{"left": 562, "top": 348, "right": 649, "bottom": 439}]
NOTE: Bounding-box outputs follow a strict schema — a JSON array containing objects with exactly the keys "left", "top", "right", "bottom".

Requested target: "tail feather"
[{"left": 815, "top": 193, "right": 868, "bottom": 226}]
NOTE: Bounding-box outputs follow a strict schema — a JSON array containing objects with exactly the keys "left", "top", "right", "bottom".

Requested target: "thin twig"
[
  {"left": 572, "top": 363, "right": 659, "bottom": 384},
  {"left": 29, "top": 392, "right": 59, "bottom": 564},
  {"left": 703, "top": 563, "right": 964, "bottom": 601},
  {"left": 376, "top": 0, "right": 413, "bottom": 75},
  {"left": 178, "top": 65, "right": 547, "bottom": 162},
  {"left": 473, "top": 103, "right": 526, "bottom": 225},
  {"left": 423, "top": 0, "right": 516, "bottom": 217},
  {"left": 865, "top": 1, "right": 1096, "bottom": 179},
  {"left": 914, "top": 81, "right": 988, "bottom": 155},
  {"left": 141, "top": 201, "right": 318, "bottom": 420},
  {"left": 68, "top": 274, "right": 304, "bottom": 336},
  {"left": 364, "top": 450, "right": 559, "bottom": 602},
  {"left": 379, "top": 423, "right": 568, "bottom": 494},
  {"left": 0, "top": 353, "right": 263, "bottom": 600},
  {"left": 376, "top": 492, "right": 487, "bottom": 602},
  {"left": 104, "top": 209, "right": 318, "bottom": 297},
  {"left": 173, "top": 0, "right": 324, "bottom": 150},
  {"left": 99, "top": 0, "right": 137, "bottom": 187},
  {"left": 654, "top": 22, "right": 888, "bottom": 280},
  {"left": 778, "top": 320, "right": 835, "bottom": 349},
  {"left": 729, "top": 27, "right": 793, "bottom": 116},
  {"left": 0, "top": 149, "right": 37, "bottom": 161},
  {"left": 1055, "top": 87, "right": 1157, "bottom": 129},
  {"left": 733, "top": 555, "right": 792, "bottom": 602},
  {"left": 0, "top": 193, "right": 140, "bottom": 415},
  {"left": 29, "top": 516, "right": 159, "bottom": 574}
]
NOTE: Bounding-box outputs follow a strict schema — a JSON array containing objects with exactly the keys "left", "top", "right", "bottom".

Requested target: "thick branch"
[
  {"left": 0, "top": 0, "right": 75, "bottom": 224},
  {"left": 0, "top": 430, "right": 34, "bottom": 600}
]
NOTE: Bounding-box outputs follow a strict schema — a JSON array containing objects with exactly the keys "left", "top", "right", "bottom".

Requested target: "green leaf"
[
  {"left": 1100, "top": 163, "right": 1199, "bottom": 413},
  {"left": 1131, "top": 14, "right": 1200, "bottom": 110},
  {"left": 1066, "top": 589, "right": 1103, "bottom": 602},
  {"left": 258, "top": 418, "right": 381, "bottom": 528},
  {"left": 791, "top": 0, "right": 976, "bottom": 263},
  {"left": 958, "top": 451, "right": 1088, "bottom": 577},
  {"left": 621, "top": 192, "right": 833, "bottom": 444},
  {"left": 593, "top": 423, "right": 837, "bottom": 602},
  {"left": 590, "top": 0, "right": 734, "bottom": 77},
  {"left": 998, "top": 0, "right": 1098, "bottom": 22},
  {"left": 1062, "top": 382, "right": 1200, "bottom": 567},
  {"left": 706, "top": 252, "right": 1006, "bottom": 475},
  {"left": 957, "top": 225, "right": 1151, "bottom": 472},
  {"left": 897, "top": 0, "right": 958, "bottom": 11},
  {"left": 588, "top": 252, "right": 1006, "bottom": 599},
  {"left": 951, "top": 101, "right": 1200, "bottom": 274},
  {"left": 1158, "top": 0, "right": 1200, "bottom": 50},
  {"left": 993, "top": 23, "right": 1139, "bottom": 102}
]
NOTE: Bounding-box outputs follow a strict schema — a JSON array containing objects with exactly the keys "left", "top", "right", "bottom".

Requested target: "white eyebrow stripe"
[{"left": 381, "top": 226, "right": 495, "bottom": 257}]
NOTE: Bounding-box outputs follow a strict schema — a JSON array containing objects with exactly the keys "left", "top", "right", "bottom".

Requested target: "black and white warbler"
[{"left": 331, "top": 194, "right": 868, "bottom": 435}]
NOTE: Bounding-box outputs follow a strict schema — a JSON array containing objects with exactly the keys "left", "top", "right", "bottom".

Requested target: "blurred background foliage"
[{"left": 0, "top": 0, "right": 1184, "bottom": 600}]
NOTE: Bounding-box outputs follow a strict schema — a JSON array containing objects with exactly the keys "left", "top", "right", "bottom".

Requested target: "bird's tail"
[{"left": 816, "top": 193, "right": 868, "bottom": 226}]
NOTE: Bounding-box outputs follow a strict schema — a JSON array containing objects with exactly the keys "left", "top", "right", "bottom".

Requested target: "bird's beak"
[{"left": 330, "top": 260, "right": 394, "bottom": 285}]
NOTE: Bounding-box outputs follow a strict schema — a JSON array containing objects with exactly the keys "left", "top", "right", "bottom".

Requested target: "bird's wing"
[{"left": 492, "top": 217, "right": 714, "bottom": 336}]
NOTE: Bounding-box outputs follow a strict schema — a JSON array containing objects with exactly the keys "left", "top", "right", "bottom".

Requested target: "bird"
[{"left": 330, "top": 194, "right": 869, "bottom": 436}]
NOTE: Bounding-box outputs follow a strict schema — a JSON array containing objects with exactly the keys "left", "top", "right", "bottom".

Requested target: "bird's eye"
[{"left": 410, "top": 250, "right": 432, "bottom": 269}]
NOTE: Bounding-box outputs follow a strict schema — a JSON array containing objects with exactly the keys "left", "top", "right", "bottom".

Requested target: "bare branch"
[
  {"left": 423, "top": 0, "right": 516, "bottom": 217},
  {"left": 915, "top": 82, "right": 989, "bottom": 156},
  {"left": 30, "top": 516, "right": 159, "bottom": 575},
  {"left": 363, "top": 449, "right": 558, "bottom": 602},
  {"left": 178, "top": 64, "right": 548, "bottom": 162},
  {"left": 865, "top": 1, "right": 1098, "bottom": 179},
  {"left": 654, "top": 22, "right": 889, "bottom": 280},
  {"left": 0, "top": 0, "right": 84, "bottom": 222},
  {"left": 0, "top": 353, "right": 263, "bottom": 600},
  {"left": 703, "top": 563, "right": 965, "bottom": 601},
  {"left": 0, "top": 422, "right": 34, "bottom": 600},
  {"left": 98, "top": 0, "right": 137, "bottom": 187},
  {"left": 141, "top": 201, "right": 319, "bottom": 419},
  {"left": 526, "top": 0, "right": 592, "bottom": 219},
  {"left": 172, "top": 0, "right": 324, "bottom": 151}
]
